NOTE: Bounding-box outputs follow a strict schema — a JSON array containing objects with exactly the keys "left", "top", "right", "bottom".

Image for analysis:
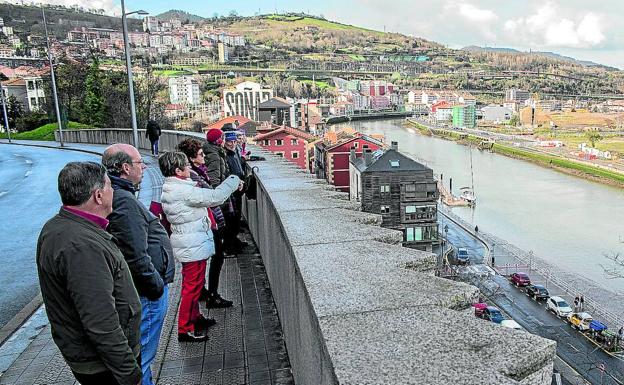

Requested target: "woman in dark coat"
[{"left": 177, "top": 137, "right": 233, "bottom": 308}]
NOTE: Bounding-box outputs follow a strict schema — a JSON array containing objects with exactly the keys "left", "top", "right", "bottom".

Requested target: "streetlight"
[
  {"left": 1, "top": 81, "right": 11, "bottom": 143},
  {"left": 42, "top": 5, "right": 63, "bottom": 146},
  {"left": 120, "top": 0, "right": 148, "bottom": 148}
]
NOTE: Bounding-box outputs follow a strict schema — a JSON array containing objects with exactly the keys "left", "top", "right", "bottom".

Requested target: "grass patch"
[
  {"left": 0, "top": 121, "right": 91, "bottom": 141},
  {"left": 153, "top": 69, "right": 193, "bottom": 77},
  {"left": 493, "top": 143, "right": 624, "bottom": 184},
  {"left": 300, "top": 79, "right": 333, "bottom": 90}
]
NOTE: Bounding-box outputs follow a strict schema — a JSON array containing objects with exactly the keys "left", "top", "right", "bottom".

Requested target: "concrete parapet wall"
[
  {"left": 57, "top": 129, "right": 556, "bottom": 385},
  {"left": 244, "top": 147, "right": 556, "bottom": 385}
]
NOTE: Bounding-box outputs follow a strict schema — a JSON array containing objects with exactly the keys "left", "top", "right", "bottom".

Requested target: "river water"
[{"left": 336, "top": 119, "right": 624, "bottom": 294}]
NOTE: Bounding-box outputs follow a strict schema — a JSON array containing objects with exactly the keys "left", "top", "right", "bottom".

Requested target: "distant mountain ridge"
[
  {"left": 461, "top": 45, "right": 611, "bottom": 69},
  {"left": 155, "top": 9, "right": 205, "bottom": 23}
]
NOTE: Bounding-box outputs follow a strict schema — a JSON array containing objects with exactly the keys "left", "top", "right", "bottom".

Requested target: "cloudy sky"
[{"left": 11, "top": 0, "right": 624, "bottom": 69}]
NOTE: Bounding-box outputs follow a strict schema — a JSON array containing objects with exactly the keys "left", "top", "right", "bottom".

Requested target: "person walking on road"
[
  {"left": 102, "top": 144, "right": 175, "bottom": 385},
  {"left": 145, "top": 120, "right": 161, "bottom": 156},
  {"left": 36, "top": 162, "right": 142, "bottom": 385},
  {"left": 159, "top": 152, "right": 241, "bottom": 342}
]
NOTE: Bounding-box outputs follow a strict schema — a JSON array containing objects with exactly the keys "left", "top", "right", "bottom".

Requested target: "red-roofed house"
[
  {"left": 431, "top": 100, "right": 453, "bottom": 122},
  {"left": 206, "top": 115, "right": 251, "bottom": 129},
  {"left": 254, "top": 126, "right": 318, "bottom": 170},
  {"left": 315, "top": 134, "right": 384, "bottom": 192}
]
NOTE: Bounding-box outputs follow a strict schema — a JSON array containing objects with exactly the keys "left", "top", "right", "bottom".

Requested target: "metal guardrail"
[{"left": 439, "top": 206, "right": 624, "bottom": 330}]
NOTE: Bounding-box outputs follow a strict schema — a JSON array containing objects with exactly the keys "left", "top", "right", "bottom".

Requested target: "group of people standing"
[{"left": 36, "top": 125, "right": 250, "bottom": 385}]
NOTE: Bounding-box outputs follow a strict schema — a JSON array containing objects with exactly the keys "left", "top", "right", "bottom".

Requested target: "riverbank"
[{"left": 406, "top": 119, "right": 624, "bottom": 188}]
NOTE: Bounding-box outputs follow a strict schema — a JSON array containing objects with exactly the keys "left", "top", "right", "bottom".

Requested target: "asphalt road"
[
  {"left": 440, "top": 211, "right": 624, "bottom": 384},
  {"left": 0, "top": 145, "right": 98, "bottom": 328}
]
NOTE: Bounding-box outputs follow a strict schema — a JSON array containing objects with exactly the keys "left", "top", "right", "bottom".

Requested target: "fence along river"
[{"left": 335, "top": 119, "right": 624, "bottom": 295}]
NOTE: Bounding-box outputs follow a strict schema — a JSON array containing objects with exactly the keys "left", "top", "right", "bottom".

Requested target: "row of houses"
[{"left": 205, "top": 113, "right": 439, "bottom": 252}]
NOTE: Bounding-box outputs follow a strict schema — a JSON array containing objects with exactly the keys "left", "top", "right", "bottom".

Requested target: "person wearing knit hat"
[
  {"left": 223, "top": 131, "right": 238, "bottom": 142},
  {"left": 206, "top": 128, "right": 223, "bottom": 145}
]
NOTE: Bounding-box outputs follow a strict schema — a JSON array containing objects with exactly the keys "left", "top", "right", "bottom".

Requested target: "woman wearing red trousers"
[{"left": 159, "top": 152, "right": 241, "bottom": 342}]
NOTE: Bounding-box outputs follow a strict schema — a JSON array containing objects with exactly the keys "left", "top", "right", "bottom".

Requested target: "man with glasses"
[{"left": 102, "top": 144, "right": 175, "bottom": 385}]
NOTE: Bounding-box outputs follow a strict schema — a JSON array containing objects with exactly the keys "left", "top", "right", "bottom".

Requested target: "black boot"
[{"left": 206, "top": 293, "right": 233, "bottom": 308}]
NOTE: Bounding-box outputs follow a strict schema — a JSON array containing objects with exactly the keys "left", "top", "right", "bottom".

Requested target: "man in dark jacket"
[
  {"left": 102, "top": 143, "right": 175, "bottom": 385},
  {"left": 37, "top": 162, "right": 141, "bottom": 385},
  {"left": 223, "top": 130, "right": 247, "bottom": 252},
  {"left": 145, "top": 120, "right": 161, "bottom": 156}
]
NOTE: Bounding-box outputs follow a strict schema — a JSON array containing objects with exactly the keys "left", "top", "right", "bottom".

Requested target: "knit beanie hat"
[
  {"left": 224, "top": 131, "right": 238, "bottom": 142},
  {"left": 206, "top": 128, "right": 223, "bottom": 144}
]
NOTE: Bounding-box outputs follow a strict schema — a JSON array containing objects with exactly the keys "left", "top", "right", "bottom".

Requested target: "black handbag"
[{"left": 245, "top": 166, "right": 260, "bottom": 200}]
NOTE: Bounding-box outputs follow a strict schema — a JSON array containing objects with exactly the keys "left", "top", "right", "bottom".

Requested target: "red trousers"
[{"left": 178, "top": 259, "right": 207, "bottom": 334}]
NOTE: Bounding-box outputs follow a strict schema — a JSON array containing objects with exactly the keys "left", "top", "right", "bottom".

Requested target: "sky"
[{"left": 11, "top": 0, "right": 624, "bottom": 69}]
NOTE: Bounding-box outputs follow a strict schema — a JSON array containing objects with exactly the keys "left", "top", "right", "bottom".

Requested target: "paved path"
[{"left": 0, "top": 230, "right": 294, "bottom": 385}]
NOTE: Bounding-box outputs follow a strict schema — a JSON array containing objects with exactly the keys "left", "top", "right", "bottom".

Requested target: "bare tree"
[{"left": 601, "top": 252, "right": 624, "bottom": 279}]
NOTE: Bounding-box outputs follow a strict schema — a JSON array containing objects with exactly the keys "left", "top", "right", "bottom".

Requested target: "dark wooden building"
[
  {"left": 258, "top": 97, "right": 293, "bottom": 126},
  {"left": 350, "top": 142, "right": 439, "bottom": 251}
]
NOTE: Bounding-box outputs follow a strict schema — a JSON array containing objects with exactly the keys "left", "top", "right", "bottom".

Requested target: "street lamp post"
[
  {"left": 42, "top": 5, "right": 63, "bottom": 146},
  {"left": 120, "top": 0, "right": 148, "bottom": 148},
  {"left": 1, "top": 88, "right": 11, "bottom": 142}
]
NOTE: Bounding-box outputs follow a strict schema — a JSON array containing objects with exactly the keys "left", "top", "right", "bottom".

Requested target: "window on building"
[
  {"left": 263, "top": 140, "right": 270, "bottom": 146},
  {"left": 405, "top": 227, "right": 425, "bottom": 242},
  {"left": 275, "top": 139, "right": 283, "bottom": 146},
  {"left": 291, "top": 151, "right": 299, "bottom": 159},
  {"left": 353, "top": 142, "right": 359, "bottom": 148},
  {"left": 291, "top": 138, "right": 298, "bottom": 145},
  {"left": 275, "top": 152, "right": 284, "bottom": 157},
  {"left": 380, "top": 205, "right": 390, "bottom": 214},
  {"left": 27, "top": 81, "right": 34, "bottom": 90},
  {"left": 30, "top": 97, "right": 37, "bottom": 106},
  {"left": 380, "top": 185, "right": 390, "bottom": 193},
  {"left": 38, "top": 97, "right": 45, "bottom": 105}
]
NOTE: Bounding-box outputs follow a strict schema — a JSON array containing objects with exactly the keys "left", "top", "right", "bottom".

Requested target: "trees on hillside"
[{"left": 82, "top": 58, "right": 106, "bottom": 127}]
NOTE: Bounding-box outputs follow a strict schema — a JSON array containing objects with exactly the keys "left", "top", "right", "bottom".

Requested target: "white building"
[
  {"left": 2, "top": 26, "right": 13, "bottom": 36},
  {"left": 24, "top": 74, "right": 47, "bottom": 111},
  {"left": 481, "top": 105, "right": 512, "bottom": 123},
  {"left": 168, "top": 76, "right": 200, "bottom": 106},
  {"left": 143, "top": 16, "right": 159, "bottom": 33},
  {"left": 222, "top": 81, "right": 274, "bottom": 121},
  {"left": 505, "top": 89, "right": 530, "bottom": 104}
]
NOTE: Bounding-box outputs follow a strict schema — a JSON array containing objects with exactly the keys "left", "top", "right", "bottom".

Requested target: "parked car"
[
  {"left": 477, "top": 306, "right": 505, "bottom": 324},
  {"left": 456, "top": 248, "right": 470, "bottom": 265},
  {"left": 568, "top": 312, "right": 593, "bottom": 331},
  {"left": 501, "top": 320, "right": 523, "bottom": 330},
  {"left": 510, "top": 272, "right": 531, "bottom": 287},
  {"left": 547, "top": 296, "right": 573, "bottom": 317},
  {"left": 526, "top": 284, "right": 549, "bottom": 301}
]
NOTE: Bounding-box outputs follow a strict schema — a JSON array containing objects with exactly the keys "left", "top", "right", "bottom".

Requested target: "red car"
[{"left": 510, "top": 272, "right": 531, "bottom": 287}]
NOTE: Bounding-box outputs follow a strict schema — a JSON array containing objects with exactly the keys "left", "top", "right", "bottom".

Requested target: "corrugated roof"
[{"left": 254, "top": 126, "right": 317, "bottom": 142}]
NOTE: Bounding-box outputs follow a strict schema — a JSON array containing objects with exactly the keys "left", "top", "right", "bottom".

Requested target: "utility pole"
[
  {"left": 1, "top": 87, "right": 11, "bottom": 143},
  {"left": 42, "top": 5, "right": 64, "bottom": 146}
]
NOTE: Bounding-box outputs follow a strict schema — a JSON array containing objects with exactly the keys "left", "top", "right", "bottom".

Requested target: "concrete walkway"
[{"left": 0, "top": 140, "right": 294, "bottom": 385}]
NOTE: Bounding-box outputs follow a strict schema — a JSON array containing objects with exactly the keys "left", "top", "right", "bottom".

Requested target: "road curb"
[
  {"left": 0, "top": 140, "right": 104, "bottom": 156},
  {"left": 0, "top": 293, "right": 43, "bottom": 347}
]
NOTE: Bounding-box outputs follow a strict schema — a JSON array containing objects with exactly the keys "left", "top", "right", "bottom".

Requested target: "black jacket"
[
  {"left": 108, "top": 176, "right": 175, "bottom": 300},
  {"left": 36, "top": 208, "right": 142, "bottom": 385},
  {"left": 145, "top": 120, "right": 161, "bottom": 141},
  {"left": 202, "top": 141, "right": 229, "bottom": 187},
  {"left": 225, "top": 148, "right": 244, "bottom": 179}
]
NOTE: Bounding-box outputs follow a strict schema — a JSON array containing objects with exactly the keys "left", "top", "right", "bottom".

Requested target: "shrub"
[{"left": 15, "top": 113, "right": 49, "bottom": 133}]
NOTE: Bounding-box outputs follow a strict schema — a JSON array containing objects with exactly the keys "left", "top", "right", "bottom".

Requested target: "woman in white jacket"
[{"left": 159, "top": 151, "right": 241, "bottom": 342}]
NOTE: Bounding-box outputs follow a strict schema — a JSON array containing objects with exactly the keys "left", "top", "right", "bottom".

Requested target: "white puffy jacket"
[{"left": 161, "top": 175, "right": 240, "bottom": 263}]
